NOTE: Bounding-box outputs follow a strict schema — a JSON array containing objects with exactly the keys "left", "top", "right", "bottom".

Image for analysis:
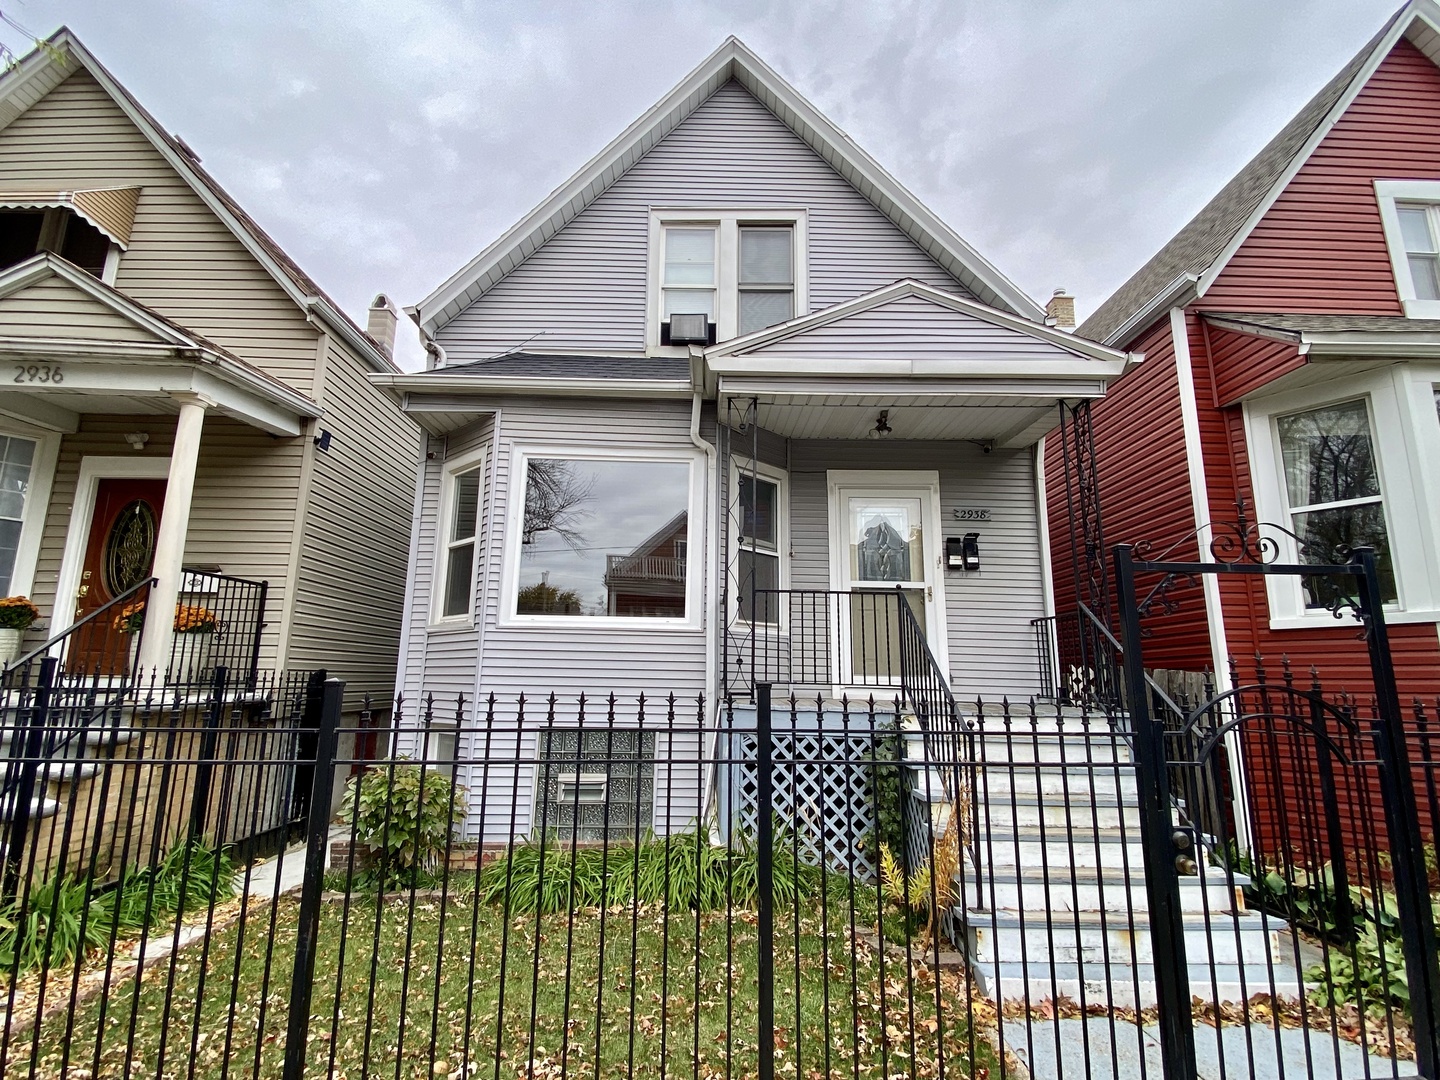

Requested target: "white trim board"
[{"left": 52, "top": 455, "right": 171, "bottom": 636}]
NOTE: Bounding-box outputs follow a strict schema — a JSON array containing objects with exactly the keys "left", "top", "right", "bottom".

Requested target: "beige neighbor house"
[{"left": 0, "top": 29, "right": 420, "bottom": 707}]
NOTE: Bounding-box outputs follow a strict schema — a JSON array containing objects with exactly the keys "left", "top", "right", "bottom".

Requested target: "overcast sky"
[{"left": 0, "top": 0, "right": 1403, "bottom": 368}]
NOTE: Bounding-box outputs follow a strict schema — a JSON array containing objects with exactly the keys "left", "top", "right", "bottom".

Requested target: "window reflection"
[{"left": 517, "top": 458, "right": 690, "bottom": 618}]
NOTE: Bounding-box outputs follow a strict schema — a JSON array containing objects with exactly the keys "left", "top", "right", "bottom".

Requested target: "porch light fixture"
[
  {"left": 124, "top": 432, "right": 149, "bottom": 451},
  {"left": 868, "top": 410, "right": 892, "bottom": 440},
  {"left": 314, "top": 429, "right": 333, "bottom": 452}
]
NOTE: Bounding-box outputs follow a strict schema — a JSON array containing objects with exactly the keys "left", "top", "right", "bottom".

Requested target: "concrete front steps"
[{"left": 953, "top": 705, "right": 1302, "bottom": 1009}]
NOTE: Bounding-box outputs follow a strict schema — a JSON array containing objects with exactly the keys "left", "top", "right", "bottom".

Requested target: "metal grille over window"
[
  {"left": 536, "top": 728, "right": 656, "bottom": 841},
  {"left": 0, "top": 435, "right": 34, "bottom": 596},
  {"left": 1277, "top": 398, "right": 1397, "bottom": 606},
  {"left": 738, "top": 226, "right": 794, "bottom": 335},
  {"left": 1399, "top": 205, "right": 1440, "bottom": 300},
  {"left": 738, "top": 474, "right": 779, "bottom": 624},
  {"left": 442, "top": 468, "right": 481, "bottom": 618}
]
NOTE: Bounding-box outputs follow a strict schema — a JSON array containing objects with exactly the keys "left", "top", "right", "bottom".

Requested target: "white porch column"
[{"left": 138, "top": 393, "right": 211, "bottom": 673}]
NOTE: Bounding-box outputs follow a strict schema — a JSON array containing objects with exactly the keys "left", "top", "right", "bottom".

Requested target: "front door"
[
  {"left": 69, "top": 478, "right": 166, "bottom": 673},
  {"left": 829, "top": 473, "right": 947, "bottom": 688}
]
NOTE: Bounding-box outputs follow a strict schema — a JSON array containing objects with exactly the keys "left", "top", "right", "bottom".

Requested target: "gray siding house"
[
  {"left": 0, "top": 31, "right": 420, "bottom": 706},
  {"left": 377, "top": 39, "right": 1134, "bottom": 729}
]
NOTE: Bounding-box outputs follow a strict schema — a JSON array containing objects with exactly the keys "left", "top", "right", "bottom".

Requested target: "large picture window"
[
  {"left": 1276, "top": 399, "right": 1396, "bottom": 607},
  {"left": 514, "top": 455, "right": 692, "bottom": 619}
]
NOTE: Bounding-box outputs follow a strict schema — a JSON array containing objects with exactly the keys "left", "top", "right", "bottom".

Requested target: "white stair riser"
[
  {"left": 977, "top": 772, "right": 1138, "bottom": 800},
  {"left": 977, "top": 801, "right": 1139, "bottom": 831},
  {"left": 975, "top": 965, "right": 1302, "bottom": 1010},
  {"left": 969, "top": 921, "right": 1286, "bottom": 967},
  {"left": 974, "top": 739, "right": 1132, "bottom": 766},
  {"left": 978, "top": 837, "right": 1146, "bottom": 871},
  {"left": 975, "top": 877, "right": 1238, "bottom": 915}
]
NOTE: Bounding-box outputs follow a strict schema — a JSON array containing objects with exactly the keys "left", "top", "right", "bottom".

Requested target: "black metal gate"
[{"left": 1114, "top": 539, "right": 1440, "bottom": 1080}]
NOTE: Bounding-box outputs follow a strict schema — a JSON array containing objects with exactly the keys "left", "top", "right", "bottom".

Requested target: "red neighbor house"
[{"left": 1048, "top": 1, "right": 1440, "bottom": 706}]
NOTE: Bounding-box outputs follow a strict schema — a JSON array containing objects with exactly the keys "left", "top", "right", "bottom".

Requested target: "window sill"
[
  {"left": 1267, "top": 607, "right": 1439, "bottom": 632},
  {"left": 499, "top": 614, "right": 703, "bottom": 631},
  {"left": 1402, "top": 298, "right": 1440, "bottom": 319},
  {"left": 427, "top": 617, "right": 477, "bottom": 633}
]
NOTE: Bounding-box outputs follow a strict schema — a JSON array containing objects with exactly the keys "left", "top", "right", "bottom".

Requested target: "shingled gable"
[
  {"left": 0, "top": 28, "right": 399, "bottom": 374},
  {"left": 1080, "top": 1, "right": 1440, "bottom": 347},
  {"left": 415, "top": 37, "right": 1044, "bottom": 335}
]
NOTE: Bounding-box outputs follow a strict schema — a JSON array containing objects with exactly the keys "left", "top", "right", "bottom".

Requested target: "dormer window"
[
  {"left": 0, "top": 189, "right": 140, "bottom": 284},
  {"left": 650, "top": 210, "right": 807, "bottom": 351},
  {"left": 1374, "top": 181, "right": 1440, "bottom": 317}
]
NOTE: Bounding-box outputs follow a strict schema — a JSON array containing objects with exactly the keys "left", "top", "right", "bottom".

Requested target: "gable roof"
[
  {"left": 415, "top": 37, "right": 1043, "bottom": 335},
  {"left": 706, "top": 279, "right": 1132, "bottom": 368},
  {"left": 1081, "top": 1, "right": 1440, "bottom": 347},
  {"left": 0, "top": 29, "right": 399, "bottom": 373}
]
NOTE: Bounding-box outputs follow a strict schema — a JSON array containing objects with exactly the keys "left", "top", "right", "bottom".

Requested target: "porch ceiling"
[{"left": 717, "top": 379, "right": 1101, "bottom": 446}]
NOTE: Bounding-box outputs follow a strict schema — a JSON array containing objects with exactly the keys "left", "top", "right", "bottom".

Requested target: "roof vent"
[{"left": 667, "top": 313, "right": 710, "bottom": 345}]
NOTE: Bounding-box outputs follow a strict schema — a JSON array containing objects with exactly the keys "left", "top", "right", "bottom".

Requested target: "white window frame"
[
  {"left": 647, "top": 208, "right": 808, "bottom": 353},
  {"left": 500, "top": 443, "right": 704, "bottom": 630},
  {"left": 729, "top": 457, "right": 789, "bottom": 629},
  {"left": 0, "top": 425, "right": 58, "bottom": 601},
  {"left": 1375, "top": 180, "right": 1440, "bottom": 318},
  {"left": 1243, "top": 366, "right": 1440, "bottom": 627},
  {"left": 430, "top": 447, "right": 487, "bottom": 627}
]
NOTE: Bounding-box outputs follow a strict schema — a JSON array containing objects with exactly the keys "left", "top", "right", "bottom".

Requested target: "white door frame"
[
  {"left": 826, "top": 469, "right": 950, "bottom": 693},
  {"left": 53, "top": 455, "right": 171, "bottom": 635}
]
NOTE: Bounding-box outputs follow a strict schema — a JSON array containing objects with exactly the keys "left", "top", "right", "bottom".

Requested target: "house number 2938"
[
  {"left": 14, "top": 365, "right": 62, "bottom": 384},
  {"left": 952, "top": 508, "right": 991, "bottom": 521}
]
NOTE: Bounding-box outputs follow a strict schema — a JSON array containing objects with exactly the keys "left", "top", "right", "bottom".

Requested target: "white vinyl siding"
[{"left": 439, "top": 81, "right": 968, "bottom": 360}]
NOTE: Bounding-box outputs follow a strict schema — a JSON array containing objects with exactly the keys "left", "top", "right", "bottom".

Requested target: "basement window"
[{"left": 535, "top": 728, "right": 655, "bottom": 841}]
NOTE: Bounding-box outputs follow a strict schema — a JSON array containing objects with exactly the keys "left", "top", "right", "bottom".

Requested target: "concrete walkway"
[
  {"left": 1003, "top": 1016, "right": 1406, "bottom": 1080},
  {"left": 235, "top": 824, "right": 348, "bottom": 899}
]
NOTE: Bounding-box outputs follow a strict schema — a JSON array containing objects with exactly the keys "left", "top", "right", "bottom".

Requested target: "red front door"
[{"left": 69, "top": 478, "right": 166, "bottom": 674}]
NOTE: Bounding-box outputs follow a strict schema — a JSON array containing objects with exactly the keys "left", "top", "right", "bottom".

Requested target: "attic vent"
[{"left": 666, "top": 312, "right": 710, "bottom": 345}]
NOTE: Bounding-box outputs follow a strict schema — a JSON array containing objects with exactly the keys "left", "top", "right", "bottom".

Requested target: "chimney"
[
  {"left": 1045, "top": 288, "right": 1076, "bottom": 331},
  {"left": 367, "top": 293, "right": 399, "bottom": 359}
]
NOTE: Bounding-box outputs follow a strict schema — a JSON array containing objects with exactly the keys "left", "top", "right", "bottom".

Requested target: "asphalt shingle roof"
[
  {"left": 1205, "top": 312, "right": 1440, "bottom": 335},
  {"left": 435, "top": 353, "right": 692, "bottom": 380}
]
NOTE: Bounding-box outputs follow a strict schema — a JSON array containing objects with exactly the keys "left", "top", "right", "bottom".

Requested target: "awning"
[{"left": 0, "top": 187, "right": 140, "bottom": 248}]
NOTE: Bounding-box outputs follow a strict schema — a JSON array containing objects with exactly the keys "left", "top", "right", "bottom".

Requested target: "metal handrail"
[{"left": 4, "top": 576, "right": 157, "bottom": 674}]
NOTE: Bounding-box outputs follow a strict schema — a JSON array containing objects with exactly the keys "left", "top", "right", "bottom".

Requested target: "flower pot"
[
  {"left": 0, "top": 627, "right": 24, "bottom": 667},
  {"left": 168, "top": 630, "right": 215, "bottom": 684}
]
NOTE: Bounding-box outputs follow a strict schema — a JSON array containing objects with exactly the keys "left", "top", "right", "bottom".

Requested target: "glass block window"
[
  {"left": 0, "top": 436, "right": 35, "bottom": 597},
  {"left": 535, "top": 728, "right": 656, "bottom": 841}
]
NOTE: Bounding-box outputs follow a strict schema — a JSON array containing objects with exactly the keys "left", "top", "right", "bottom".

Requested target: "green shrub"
[
  {"left": 0, "top": 840, "right": 236, "bottom": 973},
  {"left": 340, "top": 763, "right": 467, "bottom": 888},
  {"left": 477, "top": 828, "right": 823, "bottom": 915}
]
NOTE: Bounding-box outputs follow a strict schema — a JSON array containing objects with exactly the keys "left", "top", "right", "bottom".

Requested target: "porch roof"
[
  {"left": 1203, "top": 311, "right": 1440, "bottom": 357},
  {"left": 0, "top": 254, "right": 322, "bottom": 437},
  {"left": 706, "top": 280, "right": 1136, "bottom": 446}
]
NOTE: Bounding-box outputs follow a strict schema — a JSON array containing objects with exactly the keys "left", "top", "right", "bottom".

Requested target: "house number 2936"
[{"left": 14, "top": 365, "right": 62, "bottom": 384}]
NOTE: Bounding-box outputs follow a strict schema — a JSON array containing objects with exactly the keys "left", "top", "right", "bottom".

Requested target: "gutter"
[
  {"left": 1100, "top": 272, "right": 1200, "bottom": 349},
  {"left": 368, "top": 373, "right": 694, "bottom": 400}
]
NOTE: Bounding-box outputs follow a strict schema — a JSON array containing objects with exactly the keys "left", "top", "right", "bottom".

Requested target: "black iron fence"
[
  {"left": 0, "top": 663, "right": 1432, "bottom": 1080},
  {"left": 4, "top": 570, "right": 268, "bottom": 692}
]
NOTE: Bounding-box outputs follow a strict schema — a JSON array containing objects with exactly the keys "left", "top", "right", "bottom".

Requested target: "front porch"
[{"left": 0, "top": 253, "right": 320, "bottom": 681}]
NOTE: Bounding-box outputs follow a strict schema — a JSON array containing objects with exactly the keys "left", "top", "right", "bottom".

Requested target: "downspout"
[{"left": 688, "top": 390, "right": 718, "bottom": 712}]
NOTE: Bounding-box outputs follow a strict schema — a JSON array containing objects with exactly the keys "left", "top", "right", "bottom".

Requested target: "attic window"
[
  {"left": 650, "top": 210, "right": 808, "bottom": 351},
  {"left": 1374, "top": 180, "right": 1440, "bottom": 318},
  {"left": 0, "top": 208, "right": 113, "bottom": 278}
]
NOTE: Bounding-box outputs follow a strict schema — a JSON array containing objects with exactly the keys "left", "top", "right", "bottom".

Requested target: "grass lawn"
[{"left": 5, "top": 888, "right": 992, "bottom": 1080}]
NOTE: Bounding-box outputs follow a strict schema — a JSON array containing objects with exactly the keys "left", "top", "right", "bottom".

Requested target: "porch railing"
[
  {"left": 727, "top": 587, "right": 959, "bottom": 729},
  {"left": 4, "top": 568, "right": 268, "bottom": 690}
]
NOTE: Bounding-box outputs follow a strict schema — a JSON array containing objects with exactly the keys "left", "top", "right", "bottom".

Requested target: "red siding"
[
  {"left": 1204, "top": 39, "right": 1440, "bottom": 313},
  {"left": 1045, "top": 318, "right": 1211, "bottom": 670},
  {"left": 1203, "top": 324, "right": 1304, "bottom": 407}
]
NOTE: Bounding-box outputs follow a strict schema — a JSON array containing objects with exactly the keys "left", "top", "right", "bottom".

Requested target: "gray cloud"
[{"left": 0, "top": 0, "right": 1399, "bottom": 367}]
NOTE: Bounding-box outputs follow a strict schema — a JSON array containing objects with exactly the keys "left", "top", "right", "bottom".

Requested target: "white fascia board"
[
  {"left": 415, "top": 39, "right": 1048, "bottom": 334},
  {"left": 717, "top": 375, "right": 1110, "bottom": 399},
  {"left": 305, "top": 298, "right": 398, "bottom": 374},
  {"left": 1100, "top": 273, "right": 1200, "bottom": 349},
  {"left": 705, "top": 279, "right": 1132, "bottom": 365},
  {"left": 710, "top": 353, "right": 1128, "bottom": 381},
  {"left": 1195, "top": 5, "right": 1435, "bottom": 298},
  {"left": 204, "top": 355, "right": 322, "bottom": 422},
  {"left": 1301, "top": 333, "right": 1440, "bottom": 357},
  {"left": 189, "top": 369, "right": 311, "bottom": 437},
  {"left": 369, "top": 372, "right": 695, "bottom": 401}
]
